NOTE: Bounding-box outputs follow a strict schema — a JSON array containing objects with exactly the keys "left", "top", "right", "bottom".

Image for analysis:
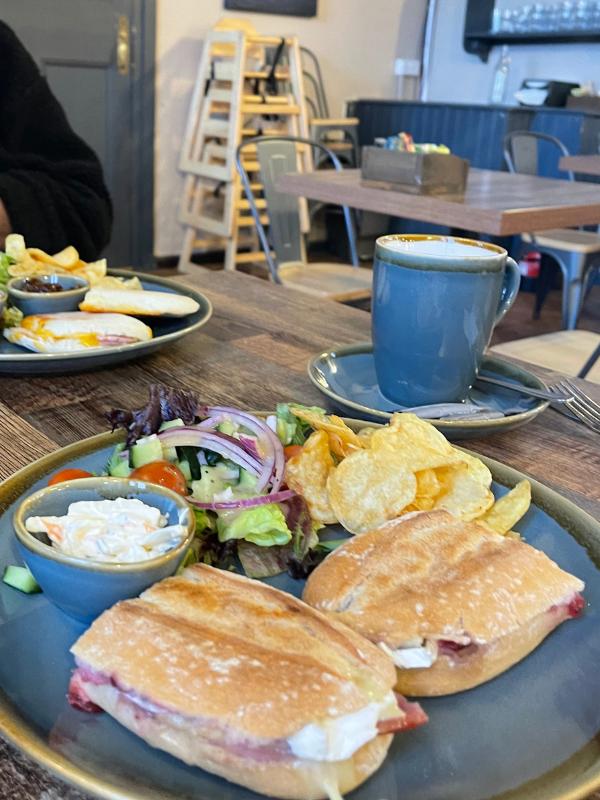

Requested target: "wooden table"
[
  {"left": 0, "top": 269, "right": 599, "bottom": 800},
  {"left": 277, "top": 167, "right": 600, "bottom": 235},
  {"left": 559, "top": 155, "right": 600, "bottom": 177}
]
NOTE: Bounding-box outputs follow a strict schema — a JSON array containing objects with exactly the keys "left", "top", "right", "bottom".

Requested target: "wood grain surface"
[
  {"left": 0, "top": 267, "right": 598, "bottom": 800},
  {"left": 277, "top": 168, "right": 600, "bottom": 235},
  {"left": 559, "top": 155, "right": 600, "bottom": 177}
]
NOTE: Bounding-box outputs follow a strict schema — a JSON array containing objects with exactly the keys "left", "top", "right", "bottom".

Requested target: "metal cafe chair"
[
  {"left": 504, "top": 130, "right": 600, "bottom": 330},
  {"left": 235, "top": 135, "right": 371, "bottom": 303},
  {"left": 300, "top": 46, "right": 360, "bottom": 168}
]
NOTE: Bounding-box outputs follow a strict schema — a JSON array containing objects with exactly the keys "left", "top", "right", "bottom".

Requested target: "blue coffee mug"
[{"left": 372, "top": 235, "right": 521, "bottom": 406}]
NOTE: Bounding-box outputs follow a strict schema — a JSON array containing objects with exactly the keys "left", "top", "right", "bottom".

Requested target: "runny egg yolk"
[{"left": 21, "top": 317, "right": 100, "bottom": 347}]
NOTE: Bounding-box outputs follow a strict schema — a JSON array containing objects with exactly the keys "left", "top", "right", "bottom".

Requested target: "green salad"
[{"left": 105, "top": 385, "right": 336, "bottom": 578}]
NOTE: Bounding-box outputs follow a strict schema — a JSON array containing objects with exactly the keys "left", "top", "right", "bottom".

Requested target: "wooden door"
[{"left": 1, "top": 0, "right": 155, "bottom": 267}]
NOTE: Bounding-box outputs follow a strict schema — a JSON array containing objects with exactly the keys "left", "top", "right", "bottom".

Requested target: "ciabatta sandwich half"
[
  {"left": 69, "top": 564, "right": 427, "bottom": 800},
  {"left": 303, "top": 510, "right": 584, "bottom": 697}
]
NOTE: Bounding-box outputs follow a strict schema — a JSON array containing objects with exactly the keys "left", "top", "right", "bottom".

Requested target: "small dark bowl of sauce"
[
  {"left": 7, "top": 274, "right": 90, "bottom": 315},
  {"left": 21, "top": 276, "right": 67, "bottom": 294}
]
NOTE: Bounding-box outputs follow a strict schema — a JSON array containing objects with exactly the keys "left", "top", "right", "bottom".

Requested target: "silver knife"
[{"left": 475, "top": 374, "right": 572, "bottom": 403}]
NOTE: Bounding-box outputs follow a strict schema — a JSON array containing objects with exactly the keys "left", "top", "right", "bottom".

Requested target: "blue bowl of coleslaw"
[{"left": 13, "top": 477, "right": 195, "bottom": 622}]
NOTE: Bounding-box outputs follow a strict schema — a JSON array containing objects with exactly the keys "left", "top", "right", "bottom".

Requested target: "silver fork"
[{"left": 549, "top": 378, "right": 600, "bottom": 433}]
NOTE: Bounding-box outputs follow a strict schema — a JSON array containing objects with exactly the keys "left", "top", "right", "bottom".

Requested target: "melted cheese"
[
  {"left": 287, "top": 692, "right": 397, "bottom": 762},
  {"left": 379, "top": 640, "right": 438, "bottom": 669}
]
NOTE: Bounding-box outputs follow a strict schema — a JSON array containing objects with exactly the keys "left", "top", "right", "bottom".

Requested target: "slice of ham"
[
  {"left": 98, "top": 335, "right": 139, "bottom": 346},
  {"left": 435, "top": 592, "right": 585, "bottom": 662},
  {"left": 67, "top": 670, "right": 102, "bottom": 713},
  {"left": 567, "top": 592, "right": 585, "bottom": 617},
  {"left": 438, "top": 640, "right": 478, "bottom": 659},
  {"left": 376, "top": 693, "right": 428, "bottom": 734},
  {"left": 70, "top": 663, "right": 428, "bottom": 760}
]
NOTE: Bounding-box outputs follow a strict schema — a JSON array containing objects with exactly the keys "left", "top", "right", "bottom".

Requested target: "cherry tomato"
[
  {"left": 48, "top": 468, "right": 94, "bottom": 486},
  {"left": 284, "top": 445, "right": 303, "bottom": 462},
  {"left": 130, "top": 461, "right": 188, "bottom": 496}
]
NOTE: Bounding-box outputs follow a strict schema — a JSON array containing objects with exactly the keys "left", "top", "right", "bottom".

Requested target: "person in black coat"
[{"left": 0, "top": 21, "right": 112, "bottom": 260}]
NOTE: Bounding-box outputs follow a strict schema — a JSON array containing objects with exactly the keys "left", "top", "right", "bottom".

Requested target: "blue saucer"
[{"left": 308, "top": 343, "right": 549, "bottom": 439}]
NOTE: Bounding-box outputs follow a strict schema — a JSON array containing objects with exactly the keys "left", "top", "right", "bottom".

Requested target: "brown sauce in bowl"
[{"left": 21, "top": 278, "right": 65, "bottom": 294}]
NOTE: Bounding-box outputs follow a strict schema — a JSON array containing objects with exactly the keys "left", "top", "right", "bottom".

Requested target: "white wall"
[
  {"left": 154, "top": 0, "right": 424, "bottom": 257},
  {"left": 426, "top": 0, "right": 600, "bottom": 104}
]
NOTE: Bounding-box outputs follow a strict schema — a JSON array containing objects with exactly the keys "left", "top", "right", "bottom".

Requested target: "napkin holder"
[{"left": 361, "top": 147, "right": 469, "bottom": 195}]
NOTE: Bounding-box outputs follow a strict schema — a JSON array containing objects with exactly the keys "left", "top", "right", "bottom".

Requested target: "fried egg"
[{"left": 3, "top": 312, "right": 153, "bottom": 353}]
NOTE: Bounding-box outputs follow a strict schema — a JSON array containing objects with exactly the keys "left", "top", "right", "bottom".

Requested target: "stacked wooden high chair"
[{"left": 178, "top": 23, "right": 311, "bottom": 271}]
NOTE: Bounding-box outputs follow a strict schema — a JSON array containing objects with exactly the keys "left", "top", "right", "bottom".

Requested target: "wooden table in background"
[
  {"left": 559, "top": 155, "right": 600, "bottom": 177},
  {"left": 0, "top": 269, "right": 599, "bottom": 800},
  {"left": 277, "top": 168, "right": 600, "bottom": 235}
]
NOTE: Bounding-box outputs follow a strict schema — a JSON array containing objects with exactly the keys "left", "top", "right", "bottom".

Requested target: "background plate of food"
[
  {"left": 0, "top": 396, "right": 598, "bottom": 800},
  {"left": 0, "top": 236, "right": 211, "bottom": 374}
]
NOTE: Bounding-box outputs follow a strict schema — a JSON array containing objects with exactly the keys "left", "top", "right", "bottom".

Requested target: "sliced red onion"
[
  {"left": 206, "top": 407, "right": 284, "bottom": 493},
  {"left": 157, "top": 428, "right": 262, "bottom": 477},
  {"left": 217, "top": 431, "right": 261, "bottom": 460},
  {"left": 196, "top": 415, "right": 225, "bottom": 430},
  {"left": 211, "top": 428, "right": 273, "bottom": 492},
  {"left": 193, "top": 411, "right": 275, "bottom": 492},
  {"left": 238, "top": 435, "right": 260, "bottom": 460},
  {"left": 193, "top": 418, "right": 266, "bottom": 476},
  {"left": 188, "top": 488, "right": 296, "bottom": 511}
]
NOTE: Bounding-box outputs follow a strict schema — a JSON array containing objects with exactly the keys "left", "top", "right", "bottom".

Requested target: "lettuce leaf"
[
  {"left": 237, "top": 541, "right": 290, "bottom": 578},
  {"left": 179, "top": 509, "right": 236, "bottom": 571},
  {"left": 0, "top": 252, "right": 13, "bottom": 292},
  {"left": 192, "top": 508, "right": 214, "bottom": 533},
  {"left": 1, "top": 305, "right": 22, "bottom": 329},
  {"left": 275, "top": 402, "right": 326, "bottom": 445},
  {"left": 237, "top": 497, "right": 322, "bottom": 578},
  {"left": 217, "top": 504, "right": 292, "bottom": 547},
  {"left": 4, "top": 234, "right": 25, "bottom": 262}
]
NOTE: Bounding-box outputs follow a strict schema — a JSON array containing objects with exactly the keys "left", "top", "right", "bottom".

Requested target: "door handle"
[{"left": 117, "top": 15, "right": 130, "bottom": 75}]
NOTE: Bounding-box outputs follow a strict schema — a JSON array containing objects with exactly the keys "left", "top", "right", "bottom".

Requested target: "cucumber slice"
[
  {"left": 110, "top": 460, "right": 132, "bottom": 478},
  {"left": 106, "top": 443, "right": 132, "bottom": 478},
  {"left": 180, "top": 446, "right": 201, "bottom": 480},
  {"left": 163, "top": 446, "right": 178, "bottom": 462},
  {"left": 3, "top": 566, "right": 41, "bottom": 594},
  {"left": 191, "top": 463, "right": 241, "bottom": 503},
  {"left": 159, "top": 418, "right": 185, "bottom": 432},
  {"left": 177, "top": 459, "right": 192, "bottom": 482},
  {"left": 131, "top": 435, "right": 163, "bottom": 468},
  {"left": 238, "top": 469, "right": 258, "bottom": 493},
  {"left": 217, "top": 420, "right": 236, "bottom": 436},
  {"left": 161, "top": 421, "right": 185, "bottom": 461}
]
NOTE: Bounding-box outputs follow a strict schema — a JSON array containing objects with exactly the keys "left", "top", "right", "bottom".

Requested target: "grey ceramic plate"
[
  {"left": 308, "top": 343, "right": 549, "bottom": 439},
  {"left": 0, "top": 270, "right": 212, "bottom": 374},
  {"left": 0, "top": 427, "right": 599, "bottom": 800}
]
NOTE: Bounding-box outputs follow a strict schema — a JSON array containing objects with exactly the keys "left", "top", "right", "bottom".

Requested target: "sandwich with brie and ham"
[
  {"left": 4, "top": 312, "right": 152, "bottom": 353},
  {"left": 303, "top": 510, "right": 585, "bottom": 697},
  {"left": 68, "top": 564, "right": 427, "bottom": 800}
]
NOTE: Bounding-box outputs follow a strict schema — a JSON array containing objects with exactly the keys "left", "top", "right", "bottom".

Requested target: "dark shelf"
[
  {"left": 463, "top": 0, "right": 600, "bottom": 60},
  {"left": 469, "top": 29, "right": 600, "bottom": 42}
]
